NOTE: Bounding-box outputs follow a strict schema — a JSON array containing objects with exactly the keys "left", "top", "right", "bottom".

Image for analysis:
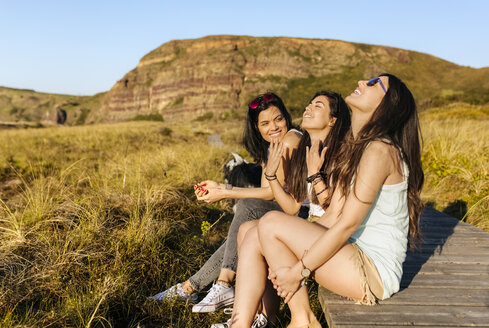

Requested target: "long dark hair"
[
  {"left": 329, "top": 73, "right": 424, "bottom": 250},
  {"left": 243, "top": 93, "right": 293, "bottom": 165},
  {"left": 287, "top": 91, "right": 351, "bottom": 205}
]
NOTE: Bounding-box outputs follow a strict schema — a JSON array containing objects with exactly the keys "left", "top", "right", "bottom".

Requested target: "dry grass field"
[
  {"left": 0, "top": 103, "right": 488, "bottom": 327},
  {"left": 420, "top": 103, "right": 489, "bottom": 230}
]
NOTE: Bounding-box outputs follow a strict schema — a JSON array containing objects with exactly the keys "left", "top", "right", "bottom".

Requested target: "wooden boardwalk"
[{"left": 318, "top": 207, "right": 489, "bottom": 327}]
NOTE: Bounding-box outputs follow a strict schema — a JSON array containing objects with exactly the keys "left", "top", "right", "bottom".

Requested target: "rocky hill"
[
  {"left": 0, "top": 87, "right": 104, "bottom": 126},
  {"left": 2, "top": 35, "right": 489, "bottom": 124}
]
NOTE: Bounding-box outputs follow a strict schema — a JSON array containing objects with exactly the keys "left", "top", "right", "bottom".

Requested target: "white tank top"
[
  {"left": 348, "top": 158, "right": 409, "bottom": 299},
  {"left": 307, "top": 182, "right": 325, "bottom": 217}
]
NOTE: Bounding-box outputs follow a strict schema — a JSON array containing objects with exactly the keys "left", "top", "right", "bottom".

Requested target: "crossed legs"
[{"left": 230, "top": 211, "right": 365, "bottom": 328}]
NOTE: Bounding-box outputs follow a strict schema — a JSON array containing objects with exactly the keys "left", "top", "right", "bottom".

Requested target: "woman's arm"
[
  {"left": 271, "top": 141, "right": 395, "bottom": 295},
  {"left": 195, "top": 179, "right": 275, "bottom": 202},
  {"left": 196, "top": 131, "right": 300, "bottom": 204},
  {"left": 297, "top": 142, "right": 393, "bottom": 274},
  {"left": 264, "top": 131, "right": 302, "bottom": 214},
  {"left": 306, "top": 140, "right": 330, "bottom": 206}
]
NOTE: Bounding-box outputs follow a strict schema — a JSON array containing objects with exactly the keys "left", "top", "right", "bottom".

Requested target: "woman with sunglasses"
[
  {"left": 226, "top": 74, "right": 424, "bottom": 328},
  {"left": 210, "top": 90, "right": 351, "bottom": 328},
  {"left": 150, "top": 93, "right": 302, "bottom": 321}
]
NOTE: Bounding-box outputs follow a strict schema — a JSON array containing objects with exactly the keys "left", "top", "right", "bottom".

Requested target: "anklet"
[{"left": 216, "top": 279, "right": 231, "bottom": 287}]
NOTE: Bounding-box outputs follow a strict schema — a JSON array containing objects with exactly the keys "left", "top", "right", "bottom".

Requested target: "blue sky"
[{"left": 1, "top": 0, "right": 488, "bottom": 95}]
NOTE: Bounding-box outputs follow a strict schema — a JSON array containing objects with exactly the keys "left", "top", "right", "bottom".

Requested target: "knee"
[
  {"left": 237, "top": 220, "right": 257, "bottom": 247},
  {"left": 258, "top": 210, "right": 282, "bottom": 237},
  {"left": 240, "top": 226, "right": 261, "bottom": 252}
]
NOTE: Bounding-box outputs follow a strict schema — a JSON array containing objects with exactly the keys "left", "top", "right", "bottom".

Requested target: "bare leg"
[
  {"left": 237, "top": 221, "right": 280, "bottom": 322},
  {"left": 216, "top": 268, "right": 235, "bottom": 286},
  {"left": 230, "top": 226, "right": 267, "bottom": 328},
  {"left": 181, "top": 280, "right": 195, "bottom": 294},
  {"left": 257, "top": 211, "right": 364, "bottom": 326},
  {"left": 258, "top": 212, "right": 317, "bottom": 326}
]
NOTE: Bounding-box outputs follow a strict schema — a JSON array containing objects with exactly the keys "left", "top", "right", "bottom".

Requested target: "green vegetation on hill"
[
  {"left": 0, "top": 86, "right": 104, "bottom": 125},
  {"left": 3, "top": 36, "right": 489, "bottom": 125}
]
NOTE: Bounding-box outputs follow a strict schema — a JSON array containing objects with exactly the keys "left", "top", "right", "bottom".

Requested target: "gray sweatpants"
[{"left": 188, "top": 198, "right": 282, "bottom": 291}]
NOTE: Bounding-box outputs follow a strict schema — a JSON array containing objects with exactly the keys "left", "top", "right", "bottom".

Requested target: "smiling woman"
[
  {"left": 227, "top": 74, "right": 424, "bottom": 328},
  {"left": 256, "top": 106, "right": 288, "bottom": 142},
  {"left": 149, "top": 93, "right": 303, "bottom": 323}
]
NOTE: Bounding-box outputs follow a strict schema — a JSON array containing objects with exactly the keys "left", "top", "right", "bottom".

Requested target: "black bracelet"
[
  {"left": 312, "top": 176, "right": 323, "bottom": 185},
  {"left": 265, "top": 175, "right": 277, "bottom": 181},
  {"left": 264, "top": 172, "right": 277, "bottom": 179},
  {"left": 306, "top": 172, "right": 327, "bottom": 183}
]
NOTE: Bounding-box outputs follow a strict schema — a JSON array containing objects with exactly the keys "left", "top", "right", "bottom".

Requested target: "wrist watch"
[{"left": 300, "top": 253, "right": 312, "bottom": 286}]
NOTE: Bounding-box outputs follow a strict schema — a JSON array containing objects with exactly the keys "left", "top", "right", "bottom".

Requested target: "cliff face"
[
  {"left": 2, "top": 35, "right": 489, "bottom": 125},
  {"left": 101, "top": 35, "right": 489, "bottom": 121},
  {"left": 101, "top": 36, "right": 370, "bottom": 121}
]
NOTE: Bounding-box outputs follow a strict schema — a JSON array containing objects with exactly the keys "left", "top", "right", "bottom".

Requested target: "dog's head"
[{"left": 224, "top": 153, "right": 261, "bottom": 188}]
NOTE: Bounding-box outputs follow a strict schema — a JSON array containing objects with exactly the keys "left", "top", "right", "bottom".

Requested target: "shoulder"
[
  {"left": 282, "top": 129, "right": 302, "bottom": 149},
  {"left": 363, "top": 140, "right": 392, "bottom": 158},
  {"left": 359, "top": 140, "right": 396, "bottom": 175}
]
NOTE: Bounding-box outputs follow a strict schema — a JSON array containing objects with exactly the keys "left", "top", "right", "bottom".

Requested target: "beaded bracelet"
[
  {"left": 225, "top": 183, "right": 233, "bottom": 190},
  {"left": 315, "top": 185, "right": 328, "bottom": 196}
]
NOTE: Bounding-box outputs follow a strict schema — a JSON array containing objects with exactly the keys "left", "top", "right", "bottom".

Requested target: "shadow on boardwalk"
[
  {"left": 319, "top": 206, "right": 489, "bottom": 327},
  {"left": 400, "top": 206, "right": 459, "bottom": 290}
]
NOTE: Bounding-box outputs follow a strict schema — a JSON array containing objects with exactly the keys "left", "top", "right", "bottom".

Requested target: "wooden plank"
[
  {"left": 408, "top": 244, "right": 489, "bottom": 255},
  {"left": 420, "top": 221, "right": 486, "bottom": 230},
  {"left": 319, "top": 287, "right": 489, "bottom": 306},
  {"left": 403, "top": 252, "right": 489, "bottom": 264},
  {"left": 400, "top": 272, "right": 489, "bottom": 288},
  {"left": 319, "top": 207, "right": 489, "bottom": 328},
  {"left": 403, "top": 262, "right": 489, "bottom": 275},
  {"left": 420, "top": 231, "right": 489, "bottom": 239},
  {"left": 421, "top": 237, "right": 489, "bottom": 246},
  {"left": 421, "top": 228, "right": 489, "bottom": 237},
  {"left": 324, "top": 304, "right": 489, "bottom": 327}
]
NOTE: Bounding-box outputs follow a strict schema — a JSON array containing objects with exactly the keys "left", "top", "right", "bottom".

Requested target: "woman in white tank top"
[{"left": 227, "top": 74, "right": 424, "bottom": 328}]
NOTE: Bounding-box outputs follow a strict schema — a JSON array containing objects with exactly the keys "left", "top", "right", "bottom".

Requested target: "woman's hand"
[
  {"left": 196, "top": 187, "right": 226, "bottom": 203},
  {"left": 306, "top": 140, "right": 327, "bottom": 176},
  {"left": 194, "top": 180, "right": 225, "bottom": 202},
  {"left": 196, "top": 180, "right": 222, "bottom": 190},
  {"left": 268, "top": 266, "right": 302, "bottom": 303},
  {"left": 265, "top": 139, "right": 284, "bottom": 177}
]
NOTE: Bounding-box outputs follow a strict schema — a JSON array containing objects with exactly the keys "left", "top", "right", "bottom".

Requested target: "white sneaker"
[
  {"left": 149, "top": 283, "right": 198, "bottom": 302},
  {"left": 192, "top": 283, "right": 235, "bottom": 313},
  {"left": 252, "top": 313, "right": 268, "bottom": 328},
  {"left": 210, "top": 313, "right": 268, "bottom": 328}
]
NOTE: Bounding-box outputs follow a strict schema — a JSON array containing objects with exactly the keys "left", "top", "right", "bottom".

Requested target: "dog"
[
  {"left": 224, "top": 153, "right": 262, "bottom": 189},
  {"left": 223, "top": 153, "right": 309, "bottom": 218},
  {"left": 223, "top": 153, "right": 262, "bottom": 212}
]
